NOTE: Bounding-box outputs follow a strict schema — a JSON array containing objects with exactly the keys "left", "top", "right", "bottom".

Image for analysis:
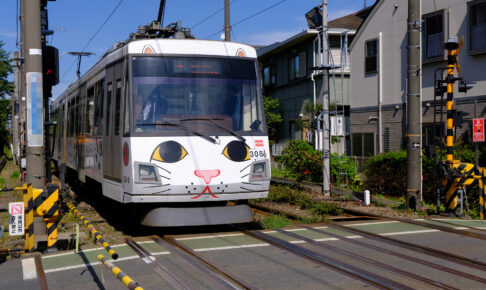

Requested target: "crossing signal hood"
[{"left": 42, "top": 46, "right": 59, "bottom": 87}]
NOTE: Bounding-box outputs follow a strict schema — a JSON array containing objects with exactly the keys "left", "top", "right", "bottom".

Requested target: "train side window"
[
  {"left": 69, "top": 99, "right": 75, "bottom": 137},
  {"left": 123, "top": 80, "right": 130, "bottom": 135},
  {"left": 74, "top": 96, "right": 80, "bottom": 136},
  {"left": 86, "top": 87, "right": 95, "bottom": 135},
  {"left": 114, "top": 79, "right": 122, "bottom": 136},
  {"left": 105, "top": 83, "right": 112, "bottom": 136},
  {"left": 94, "top": 80, "right": 104, "bottom": 136}
]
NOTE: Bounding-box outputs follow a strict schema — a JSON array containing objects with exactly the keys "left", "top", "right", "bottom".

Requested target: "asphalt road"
[{"left": 2, "top": 218, "right": 486, "bottom": 289}]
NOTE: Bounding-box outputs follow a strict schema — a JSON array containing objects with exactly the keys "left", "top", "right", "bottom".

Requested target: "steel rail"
[
  {"left": 300, "top": 225, "right": 486, "bottom": 284},
  {"left": 151, "top": 236, "right": 242, "bottom": 290},
  {"left": 240, "top": 228, "right": 412, "bottom": 290},
  {"left": 276, "top": 228, "right": 458, "bottom": 289},
  {"left": 34, "top": 254, "right": 48, "bottom": 290},
  {"left": 342, "top": 207, "right": 486, "bottom": 241},
  {"left": 329, "top": 223, "right": 486, "bottom": 272},
  {"left": 424, "top": 218, "right": 486, "bottom": 232},
  {"left": 126, "top": 237, "right": 188, "bottom": 290},
  {"left": 159, "top": 235, "right": 256, "bottom": 290}
]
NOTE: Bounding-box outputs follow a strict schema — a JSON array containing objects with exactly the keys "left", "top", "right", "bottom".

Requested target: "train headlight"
[
  {"left": 135, "top": 162, "right": 160, "bottom": 184},
  {"left": 249, "top": 160, "right": 270, "bottom": 181}
]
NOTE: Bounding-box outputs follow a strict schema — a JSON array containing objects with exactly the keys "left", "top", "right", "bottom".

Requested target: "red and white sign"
[
  {"left": 473, "top": 118, "right": 485, "bottom": 142},
  {"left": 9, "top": 202, "right": 24, "bottom": 236},
  {"left": 255, "top": 140, "right": 264, "bottom": 147}
]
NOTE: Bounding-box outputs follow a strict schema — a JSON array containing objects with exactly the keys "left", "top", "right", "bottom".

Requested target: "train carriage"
[{"left": 51, "top": 30, "right": 270, "bottom": 226}]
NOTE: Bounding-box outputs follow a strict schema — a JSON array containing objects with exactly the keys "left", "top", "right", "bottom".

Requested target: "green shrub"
[
  {"left": 279, "top": 140, "right": 357, "bottom": 184},
  {"left": 363, "top": 150, "right": 408, "bottom": 197}
]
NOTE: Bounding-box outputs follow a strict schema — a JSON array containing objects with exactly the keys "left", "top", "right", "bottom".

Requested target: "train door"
[{"left": 102, "top": 61, "right": 124, "bottom": 182}]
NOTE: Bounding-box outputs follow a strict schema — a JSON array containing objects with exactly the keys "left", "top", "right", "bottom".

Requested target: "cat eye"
[
  {"left": 151, "top": 141, "right": 188, "bottom": 163},
  {"left": 222, "top": 141, "right": 250, "bottom": 162}
]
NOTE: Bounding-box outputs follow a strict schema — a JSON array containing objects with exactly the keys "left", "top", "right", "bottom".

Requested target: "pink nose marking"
[{"left": 194, "top": 169, "right": 220, "bottom": 184}]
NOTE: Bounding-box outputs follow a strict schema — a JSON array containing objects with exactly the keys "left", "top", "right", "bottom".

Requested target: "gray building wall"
[{"left": 349, "top": 0, "right": 486, "bottom": 155}]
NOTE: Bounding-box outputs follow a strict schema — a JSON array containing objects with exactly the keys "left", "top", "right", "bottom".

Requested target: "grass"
[
  {"left": 9, "top": 170, "right": 19, "bottom": 181},
  {"left": 259, "top": 214, "right": 290, "bottom": 229},
  {"left": 260, "top": 185, "right": 343, "bottom": 216},
  {"left": 271, "top": 167, "right": 298, "bottom": 180}
]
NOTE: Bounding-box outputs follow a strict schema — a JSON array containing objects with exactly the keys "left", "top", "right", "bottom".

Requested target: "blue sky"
[{"left": 0, "top": 0, "right": 369, "bottom": 97}]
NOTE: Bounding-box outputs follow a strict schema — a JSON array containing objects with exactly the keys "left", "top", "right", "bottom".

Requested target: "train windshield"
[{"left": 131, "top": 56, "right": 265, "bottom": 136}]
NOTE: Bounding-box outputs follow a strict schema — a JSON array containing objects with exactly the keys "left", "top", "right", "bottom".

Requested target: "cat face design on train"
[{"left": 149, "top": 140, "right": 259, "bottom": 198}]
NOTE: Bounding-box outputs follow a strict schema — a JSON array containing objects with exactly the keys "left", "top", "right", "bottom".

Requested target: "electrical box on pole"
[{"left": 42, "top": 46, "right": 59, "bottom": 88}]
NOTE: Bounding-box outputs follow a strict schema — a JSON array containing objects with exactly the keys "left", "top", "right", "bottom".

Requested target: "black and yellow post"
[
  {"left": 444, "top": 40, "right": 460, "bottom": 212},
  {"left": 480, "top": 168, "right": 486, "bottom": 220},
  {"left": 34, "top": 184, "right": 60, "bottom": 249},
  {"left": 22, "top": 184, "right": 34, "bottom": 252}
]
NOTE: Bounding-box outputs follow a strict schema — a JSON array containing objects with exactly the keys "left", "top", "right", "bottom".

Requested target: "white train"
[{"left": 50, "top": 25, "right": 270, "bottom": 226}]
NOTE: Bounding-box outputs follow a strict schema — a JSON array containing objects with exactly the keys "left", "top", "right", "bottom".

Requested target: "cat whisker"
[
  {"left": 155, "top": 165, "right": 171, "bottom": 174},
  {"left": 153, "top": 189, "right": 172, "bottom": 194},
  {"left": 143, "top": 184, "right": 171, "bottom": 188},
  {"left": 240, "top": 174, "right": 249, "bottom": 179},
  {"left": 159, "top": 174, "right": 171, "bottom": 180},
  {"left": 240, "top": 164, "right": 251, "bottom": 173},
  {"left": 239, "top": 187, "right": 252, "bottom": 191},
  {"left": 242, "top": 182, "right": 263, "bottom": 186}
]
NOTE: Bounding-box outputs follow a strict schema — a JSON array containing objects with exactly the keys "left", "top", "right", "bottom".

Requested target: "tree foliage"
[
  {"left": 263, "top": 95, "right": 283, "bottom": 141},
  {"left": 0, "top": 41, "right": 14, "bottom": 153},
  {"left": 0, "top": 41, "right": 14, "bottom": 97}
]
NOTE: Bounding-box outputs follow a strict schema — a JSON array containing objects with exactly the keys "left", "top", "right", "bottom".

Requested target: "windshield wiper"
[
  {"left": 137, "top": 121, "right": 217, "bottom": 144},
  {"left": 180, "top": 118, "right": 246, "bottom": 142}
]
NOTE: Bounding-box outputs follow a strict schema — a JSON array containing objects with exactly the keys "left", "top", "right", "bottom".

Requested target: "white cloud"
[{"left": 239, "top": 29, "right": 302, "bottom": 46}]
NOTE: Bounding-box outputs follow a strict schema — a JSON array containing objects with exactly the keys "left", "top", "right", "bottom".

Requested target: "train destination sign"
[
  {"left": 473, "top": 118, "right": 485, "bottom": 142},
  {"left": 9, "top": 202, "right": 24, "bottom": 236}
]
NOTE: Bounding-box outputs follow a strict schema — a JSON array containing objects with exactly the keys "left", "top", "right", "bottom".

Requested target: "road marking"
[
  {"left": 347, "top": 221, "right": 399, "bottom": 226},
  {"left": 42, "top": 240, "right": 155, "bottom": 259},
  {"left": 43, "top": 252, "right": 170, "bottom": 274},
  {"left": 22, "top": 258, "right": 37, "bottom": 280}
]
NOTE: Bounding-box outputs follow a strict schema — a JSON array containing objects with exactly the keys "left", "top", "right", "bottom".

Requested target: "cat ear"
[{"left": 151, "top": 141, "right": 188, "bottom": 163}]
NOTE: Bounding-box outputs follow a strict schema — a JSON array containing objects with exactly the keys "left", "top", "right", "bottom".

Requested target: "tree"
[
  {"left": 0, "top": 41, "right": 14, "bottom": 154},
  {"left": 263, "top": 95, "right": 283, "bottom": 141},
  {"left": 0, "top": 41, "right": 14, "bottom": 97}
]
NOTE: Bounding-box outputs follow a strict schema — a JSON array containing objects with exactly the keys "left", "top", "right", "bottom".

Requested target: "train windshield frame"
[{"left": 130, "top": 55, "right": 266, "bottom": 137}]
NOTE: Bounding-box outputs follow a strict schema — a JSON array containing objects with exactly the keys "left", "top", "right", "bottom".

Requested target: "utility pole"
[
  {"left": 12, "top": 52, "right": 21, "bottom": 164},
  {"left": 24, "top": 0, "right": 46, "bottom": 188},
  {"left": 224, "top": 0, "right": 231, "bottom": 41},
  {"left": 321, "top": 0, "right": 331, "bottom": 196},
  {"left": 406, "top": 0, "right": 422, "bottom": 211}
]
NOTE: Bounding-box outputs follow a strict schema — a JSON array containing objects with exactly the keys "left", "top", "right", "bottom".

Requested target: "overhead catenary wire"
[
  {"left": 190, "top": 0, "right": 238, "bottom": 30},
  {"left": 61, "top": 0, "right": 124, "bottom": 80},
  {"left": 204, "top": 0, "right": 289, "bottom": 39}
]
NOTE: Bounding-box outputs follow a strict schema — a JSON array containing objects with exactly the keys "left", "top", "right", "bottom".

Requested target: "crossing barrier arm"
[{"left": 97, "top": 254, "right": 143, "bottom": 290}]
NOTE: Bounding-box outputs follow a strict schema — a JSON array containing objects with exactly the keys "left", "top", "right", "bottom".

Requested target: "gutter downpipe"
[{"left": 378, "top": 32, "right": 383, "bottom": 153}]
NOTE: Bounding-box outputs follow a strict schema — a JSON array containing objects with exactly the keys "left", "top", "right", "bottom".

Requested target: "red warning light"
[{"left": 46, "top": 69, "right": 53, "bottom": 75}]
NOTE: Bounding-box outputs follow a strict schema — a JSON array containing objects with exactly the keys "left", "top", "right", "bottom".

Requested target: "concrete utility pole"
[
  {"left": 321, "top": 0, "right": 331, "bottom": 196},
  {"left": 12, "top": 52, "right": 21, "bottom": 164},
  {"left": 224, "top": 0, "right": 231, "bottom": 41},
  {"left": 24, "top": 0, "right": 46, "bottom": 188},
  {"left": 406, "top": 0, "right": 422, "bottom": 211}
]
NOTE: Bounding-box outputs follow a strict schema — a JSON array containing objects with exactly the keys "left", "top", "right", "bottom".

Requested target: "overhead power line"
[
  {"left": 61, "top": 0, "right": 124, "bottom": 80},
  {"left": 190, "top": 0, "right": 238, "bottom": 30},
  {"left": 204, "top": 0, "right": 288, "bottom": 39}
]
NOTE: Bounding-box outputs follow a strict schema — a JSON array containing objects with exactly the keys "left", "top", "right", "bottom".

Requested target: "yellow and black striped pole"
[
  {"left": 444, "top": 40, "right": 460, "bottom": 212},
  {"left": 97, "top": 254, "right": 143, "bottom": 290},
  {"left": 33, "top": 185, "right": 60, "bottom": 249},
  {"left": 22, "top": 184, "right": 34, "bottom": 252},
  {"left": 67, "top": 202, "right": 119, "bottom": 259},
  {"left": 480, "top": 168, "right": 486, "bottom": 220}
]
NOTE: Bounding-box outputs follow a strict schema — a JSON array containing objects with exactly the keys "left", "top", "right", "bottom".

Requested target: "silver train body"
[{"left": 50, "top": 39, "right": 270, "bottom": 226}]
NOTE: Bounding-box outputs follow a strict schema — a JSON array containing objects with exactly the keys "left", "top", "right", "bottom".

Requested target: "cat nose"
[{"left": 194, "top": 169, "right": 220, "bottom": 184}]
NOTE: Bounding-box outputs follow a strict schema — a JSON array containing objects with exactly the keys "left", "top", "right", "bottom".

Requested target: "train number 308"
[{"left": 249, "top": 150, "right": 266, "bottom": 158}]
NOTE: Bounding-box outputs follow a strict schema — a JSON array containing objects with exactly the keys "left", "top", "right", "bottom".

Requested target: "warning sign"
[
  {"left": 9, "top": 202, "right": 24, "bottom": 236},
  {"left": 473, "top": 118, "right": 485, "bottom": 142}
]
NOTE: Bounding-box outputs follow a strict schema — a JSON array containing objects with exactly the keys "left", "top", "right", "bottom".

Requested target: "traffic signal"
[
  {"left": 458, "top": 79, "right": 476, "bottom": 93},
  {"left": 42, "top": 45, "right": 59, "bottom": 87}
]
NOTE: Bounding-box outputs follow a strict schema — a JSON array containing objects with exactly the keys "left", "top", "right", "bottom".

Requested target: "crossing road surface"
[{"left": 2, "top": 218, "right": 486, "bottom": 289}]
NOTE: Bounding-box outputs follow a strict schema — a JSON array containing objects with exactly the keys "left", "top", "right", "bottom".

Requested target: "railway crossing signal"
[{"left": 42, "top": 45, "right": 59, "bottom": 88}]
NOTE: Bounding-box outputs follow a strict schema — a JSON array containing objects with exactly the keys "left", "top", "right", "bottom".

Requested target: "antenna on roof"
[
  {"left": 364, "top": 0, "right": 367, "bottom": 8},
  {"left": 157, "top": 0, "right": 166, "bottom": 26}
]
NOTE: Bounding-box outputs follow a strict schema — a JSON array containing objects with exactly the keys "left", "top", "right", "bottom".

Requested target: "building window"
[
  {"left": 423, "top": 11, "right": 445, "bottom": 61},
  {"left": 288, "top": 51, "right": 306, "bottom": 81},
  {"left": 352, "top": 132, "right": 375, "bottom": 156},
  {"left": 263, "top": 65, "right": 276, "bottom": 87},
  {"left": 365, "top": 39, "right": 377, "bottom": 74},
  {"left": 469, "top": 0, "right": 486, "bottom": 54}
]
